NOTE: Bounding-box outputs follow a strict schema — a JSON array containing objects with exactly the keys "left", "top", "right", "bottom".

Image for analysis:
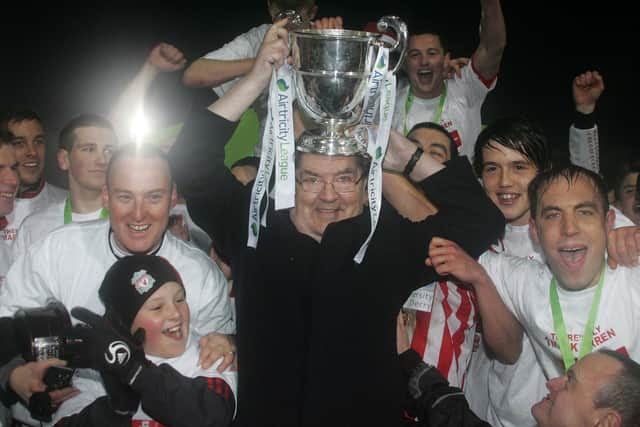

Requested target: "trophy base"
[{"left": 296, "top": 128, "right": 367, "bottom": 157}]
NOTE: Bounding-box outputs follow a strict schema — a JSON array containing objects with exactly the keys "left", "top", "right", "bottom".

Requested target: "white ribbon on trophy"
[
  {"left": 354, "top": 46, "right": 395, "bottom": 263},
  {"left": 247, "top": 65, "right": 295, "bottom": 248},
  {"left": 248, "top": 15, "right": 406, "bottom": 253}
]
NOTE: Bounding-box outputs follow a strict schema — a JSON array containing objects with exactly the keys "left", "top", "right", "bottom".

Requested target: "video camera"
[{"left": 14, "top": 300, "right": 84, "bottom": 390}]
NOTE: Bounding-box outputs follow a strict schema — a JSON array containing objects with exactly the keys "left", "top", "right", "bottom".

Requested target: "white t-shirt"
[
  {"left": 463, "top": 223, "right": 546, "bottom": 427},
  {"left": 0, "top": 220, "right": 234, "bottom": 335},
  {"left": 465, "top": 210, "right": 637, "bottom": 427},
  {"left": 480, "top": 251, "right": 640, "bottom": 381},
  {"left": 392, "top": 60, "right": 496, "bottom": 160},
  {"left": 203, "top": 24, "right": 270, "bottom": 155},
  {"left": 13, "top": 199, "right": 105, "bottom": 259},
  {"left": 0, "top": 182, "right": 67, "bottom": 258},
  {"left": 51, "top": 334, "right": 237, "bottom": 425},
  {"left": 169, "top": 202, "right": 212, "bottom": 254}
]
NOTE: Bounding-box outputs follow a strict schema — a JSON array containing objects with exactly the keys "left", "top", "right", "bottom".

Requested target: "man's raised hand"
[
  {"left": 573, "top": 70, "right": 604, "bottom": 115},
  {"left": 148, "top": 43, "right": 187, "bottom": 73}
]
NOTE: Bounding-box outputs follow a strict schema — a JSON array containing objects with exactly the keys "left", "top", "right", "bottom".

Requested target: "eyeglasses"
[{"left": 296, "top": 173, "right": 365, "bottom": 194}]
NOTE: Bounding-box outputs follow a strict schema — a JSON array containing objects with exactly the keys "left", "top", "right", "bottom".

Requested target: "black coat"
[{"left": 169, "top": 109, "right": 505, "bottom": 427}]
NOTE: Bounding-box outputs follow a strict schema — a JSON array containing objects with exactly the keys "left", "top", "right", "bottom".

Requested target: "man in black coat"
[{"left": 169, "top": 20, "right": 504, "bottom": 427}]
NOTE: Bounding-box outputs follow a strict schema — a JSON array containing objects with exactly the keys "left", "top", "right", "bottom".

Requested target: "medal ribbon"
[
  {"left": 272, "top": 64, "right": 296, "bottom": 211},
  {"left": 63, "top": 198, "right": 108, "bottom": 224},
  {"left": 402, "top": 84, "right": 447, "bottom": 136},
  {"left": 354, "top": 47, "right": 394, "bottom": 263},
  {"left": 549, "top": 260, "right": 605, "bottom": 371},
  {"left": 247, "top": 69, "right": 286, "bottom": 248}
]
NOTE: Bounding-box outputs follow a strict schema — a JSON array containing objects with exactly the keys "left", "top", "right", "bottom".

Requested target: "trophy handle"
[{"left": 376, "top": 16, "right": 408, "bottom": 75}]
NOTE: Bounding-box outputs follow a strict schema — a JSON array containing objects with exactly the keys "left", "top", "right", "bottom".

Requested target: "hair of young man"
[
  {"left": 407, "top": 121, "right": 459, "bottom": 159},
  {"left": 105, "top": 143, "right": 172, "bottom": 190},
  {"left": 612, "top": 159, "right": 640, "bottom": 202},
  {"left": 528, "top": 165, "right": 609, "bottom": 219},
  {"left": 593, "top": 349, "right": 640, "bottom": 427},
  {"left": 473, "top": 116, "right": 552, "bottom": 177},
  {"left": 405, "top": 18, "right": 449, "bottom": 54},
  {"left": 58, "top": 114, "right": 115, "bottom": 151},
  {"left": 0, "top": 108, "right": 43, "bottom": 131},
  {"left": 294, "top": 151, "right": 371, "bottom": 178}
]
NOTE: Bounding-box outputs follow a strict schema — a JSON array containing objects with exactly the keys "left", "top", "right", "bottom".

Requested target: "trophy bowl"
[{"left": 292, "top": 16, "right": 407, "bottom": 156}]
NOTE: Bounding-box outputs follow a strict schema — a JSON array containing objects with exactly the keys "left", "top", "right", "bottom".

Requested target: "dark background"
[{"left": 1, "top": 1, "right": 636, "bottom": 188}]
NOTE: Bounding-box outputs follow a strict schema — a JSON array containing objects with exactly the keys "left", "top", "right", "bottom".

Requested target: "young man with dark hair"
[
  {"left": 429, "top": 164, "right": 640, "bottom": 427},
  {"left": 392, "top": 0, "right": 506, "bottom": 159},
  {"left": 611, "top": 159, "right": 640, "bottom": 226},
  {"left": 0, "top": 109, "right": 67, "bottom": 252},
  {"left": 388, "top": 122, "right": 477, "bottom": 396},
  {"left": 461, "top": 116, "right": 554, "bottom": 426},
  {"left": 407, "top": 122, "right": 459, "bottom": 162},
  {"left": 14, "top": 114, "right": 116, "bottom": 256}
]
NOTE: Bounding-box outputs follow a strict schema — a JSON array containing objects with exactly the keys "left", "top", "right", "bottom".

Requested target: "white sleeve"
[
  {"left": 202, "top": 25, "right": 267, "bottom": 61},
  {"left": 0, "top": 241, "right": 57, "bottom": 316},
  {"left": 478, "top": 251, "right": 535, "bottom": 325},
  {"left": 191, "top": 259, "right": 235, "bottom": 336},
  {"left": 456, "top": 59, "right": 497, "bottom": 108},
  {"left": 201, "top": 25, "right": 269, "bottom": 98},
  {"left": 569, "top": 124, "right": 599, "bottom": 173}
]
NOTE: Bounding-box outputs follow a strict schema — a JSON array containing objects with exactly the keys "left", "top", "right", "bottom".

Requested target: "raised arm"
[
  {"left": 168, "top": 21, "right": 291, "bottom": 261},
  {"left": 383, "top": 129, "right": 446, "bottom": 180},
  {"left": 182, "top": 58, "right": 255, "bottom": 88},
  {"left": 427, "top": 237, "right": 523, "bottom": 364},
  {"left": 208, "top": 20, "right": 290, "bottom": 121},
  {"left": 569, "top": 70, "right": 603, "bottom": 172},
  {"left": 182, "top": 15, "right": 342, "bottom": 89},
  {"left": 109, "top": 43, "right": 187, "bottom": 144},
  {"left": 471, "top": 0, "right": 506, "bottom": 81},
  {"left": 382, "top": 171, "right": 437, "bottom": 221}
]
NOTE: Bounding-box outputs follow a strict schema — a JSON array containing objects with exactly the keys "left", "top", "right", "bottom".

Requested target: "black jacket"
[
  {"left": 400, "top": 349, "right": 491, "bottom": 427},
  {"left": 169, "top": 109, "right": 504, "bottom": 427},
  {"left": 57, "top": 363, "right": 235, "bottom": 427}
]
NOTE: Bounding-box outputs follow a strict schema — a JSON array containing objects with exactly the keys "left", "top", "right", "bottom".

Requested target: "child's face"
[{"left": 131, "top": 282, "right": 190, "bottom": 358}]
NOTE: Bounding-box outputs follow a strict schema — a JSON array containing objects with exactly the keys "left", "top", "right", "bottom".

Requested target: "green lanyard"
[
  {"left": 403, "top": 83, "right": 447, "bottom": 136},
  {"left": 549, "top": 260, "right": 606, "bottom": 371},
  {"left": 63, "top": 198, "right": 109, "bottom": 225}
]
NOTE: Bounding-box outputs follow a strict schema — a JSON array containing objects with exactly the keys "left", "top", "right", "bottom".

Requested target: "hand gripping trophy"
[
  {"left": 249, "top": 14, "right": 407, "bottom": 262},
  {"left": 291, "top": 15, "right": 407, "bottom": 155}
]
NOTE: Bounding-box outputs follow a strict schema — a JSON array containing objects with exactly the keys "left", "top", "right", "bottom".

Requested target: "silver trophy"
[{"left": 291, "top": 16, "right": 407, "bottom": 156}]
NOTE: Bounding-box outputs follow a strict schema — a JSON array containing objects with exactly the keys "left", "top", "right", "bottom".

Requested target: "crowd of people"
[{"left": 1, "top": 0, "right": 640, "bottom": 426}]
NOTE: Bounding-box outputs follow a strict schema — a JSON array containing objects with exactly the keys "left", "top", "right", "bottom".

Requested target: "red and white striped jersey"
[{"left": 403, "top": 280, "right": 478, "bottom": 387}]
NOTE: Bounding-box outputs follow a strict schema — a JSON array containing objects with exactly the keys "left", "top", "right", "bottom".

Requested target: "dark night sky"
[{"left": 1, "top": 1, "right": 636, "bottom": 187}]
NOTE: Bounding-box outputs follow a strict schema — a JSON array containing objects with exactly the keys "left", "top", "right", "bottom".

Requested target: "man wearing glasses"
[{"left": 169, "top": 21, "right": 504, "bottom": 426}]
